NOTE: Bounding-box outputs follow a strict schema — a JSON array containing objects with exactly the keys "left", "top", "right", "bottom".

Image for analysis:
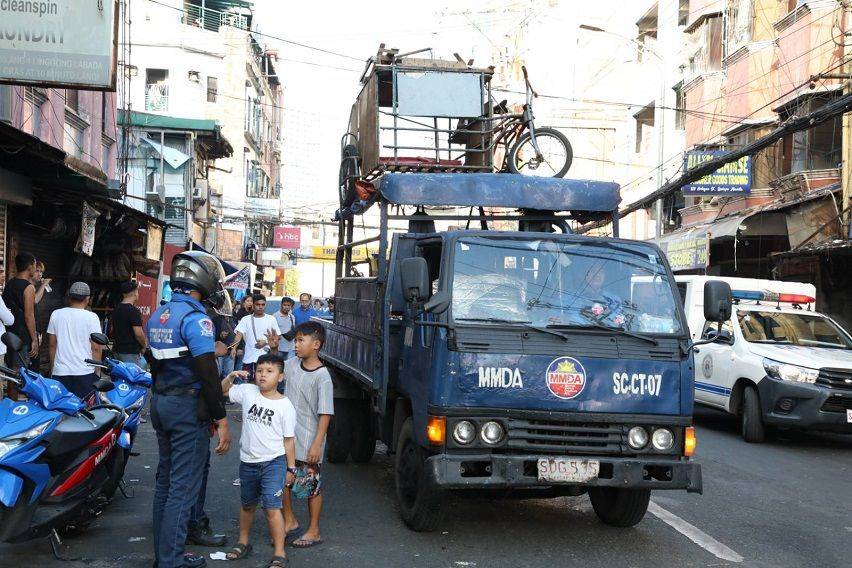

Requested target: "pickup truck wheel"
[
  {"left": 741, "top": 385, "right": 765, "bottom": 443},
  {"left": 588, "top": 487, "right": 650, "bottom": 527},
  {"left": 326, "top": 400, "right": 352, "bottom": 463},
  {"left": 350, "top": 399, "right": 376, "bottom": 464},
  {"left": 395, "top": 418, "right": 444, "bottom": 531}
]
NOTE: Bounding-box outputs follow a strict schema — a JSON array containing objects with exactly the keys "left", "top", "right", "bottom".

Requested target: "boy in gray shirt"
[{"left": 282, "top": 321, "right": 334, "bottom": 548}]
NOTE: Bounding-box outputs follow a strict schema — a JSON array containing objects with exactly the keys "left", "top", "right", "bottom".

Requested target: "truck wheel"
[
  {"left": 588, "top": 487, "right": 651, "bottom": 527},
  {"left": 326, "top": 400, "right": 352, "bottom": 463},
  {"left": 741, "top": 385, "right": 765, "bottom": 443},
  {"left": 395, "top": 418, "right": 444, "bottom": 531},
  {"left": 350, "top": 399, "right": 376, "bottom": 464}
]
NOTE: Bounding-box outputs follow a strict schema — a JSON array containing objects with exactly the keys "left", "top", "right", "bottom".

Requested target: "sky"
[{"left": 250, "top": 0, "right": 648, "bottom": 223}]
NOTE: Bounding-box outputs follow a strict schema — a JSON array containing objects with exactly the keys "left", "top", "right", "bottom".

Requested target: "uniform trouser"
[
  {"left": 188, "top": 439, "right": 211, "bottom": 531},
  {"left": 151, "top": 393, "right": 210, "bottom": 568}
]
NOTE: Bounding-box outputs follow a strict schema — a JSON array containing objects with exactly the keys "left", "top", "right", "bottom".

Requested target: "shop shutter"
[{"left": 0, "top": 203, "right": 6, "bottom": 285}]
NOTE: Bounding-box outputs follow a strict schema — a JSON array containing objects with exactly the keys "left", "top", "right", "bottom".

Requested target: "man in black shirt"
[
  {"left": 112, "top": 281, "right": 147, "bottom": 366},
  {"left": 2, "top": 253, "right": 38, "bottom": 367}
]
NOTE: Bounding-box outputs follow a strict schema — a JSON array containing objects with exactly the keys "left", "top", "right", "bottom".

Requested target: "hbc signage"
[
  {"left": 0, "top": 0, "right": 119, "bottom": 90},
  {"left": 273, "top": 226, "right": 300, "bottom": 249}
]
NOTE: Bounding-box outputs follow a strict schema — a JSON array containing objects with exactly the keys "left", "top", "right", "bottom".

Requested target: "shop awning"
[
  {"left": 189, "top": 242, "right": 239, "bottom": 275},
  {"left": 140, "top": 137, "right": 192, "bottom": 169}
]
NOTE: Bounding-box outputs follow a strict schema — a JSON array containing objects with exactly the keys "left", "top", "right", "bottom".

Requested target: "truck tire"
[
  {"left": 350, "top": 399, "right": 376, "bottom": 464},
  {"left": 588, "top": 487, "right": 651, "bottom": 527},
  {"left": 395, "top": 418, "right": 444, "bottom": 531},
  {"left": 741, "top": 385, "right": 765, "bottom": 443},
  {"left": 326, "top": 400, "right": 352, "bottom": 463}
]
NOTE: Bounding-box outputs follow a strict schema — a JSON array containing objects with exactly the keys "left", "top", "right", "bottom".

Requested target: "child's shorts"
[
  {"left": 289, "top": 461, "right": 322, "bottom": 499},
  {"left": 239, "top": 456, "right": 285, "bottom": 509}
]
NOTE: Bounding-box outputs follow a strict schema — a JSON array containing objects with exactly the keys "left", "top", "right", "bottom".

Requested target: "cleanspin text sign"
[
  {"left": 0, "top": 0, "right": 118, "bottom": 90},
  {"left": 682, "top": 151, "right": 751, "bottom": 196}
]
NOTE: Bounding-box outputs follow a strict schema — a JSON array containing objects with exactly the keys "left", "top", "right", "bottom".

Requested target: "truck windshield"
[
  {"left": 737, "top": 310, "right": 852, "bottom": 349},
  {"left": 451, "top": 237, "right": 683, "bottom": 335}
]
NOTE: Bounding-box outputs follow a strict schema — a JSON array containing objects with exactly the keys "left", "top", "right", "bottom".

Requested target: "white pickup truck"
[{"left": 676, "top": 276, "right": 852, "bottom": 442}]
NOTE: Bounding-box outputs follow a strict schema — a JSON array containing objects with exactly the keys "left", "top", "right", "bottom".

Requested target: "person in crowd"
[
  {"left": 312, "top": 298, "right": 325, "bottom": 313},
  {"left": 146, "top": 251, "right": 231, "bottom": 568},
  {"left": 326, "top": 298, "right": 334, "bottom": 317},
  {"left": 282, "top": 321, "right": 334, "bottom": 549},
  {"left": 47, "top": 282, "right": 104, "bottom": 399},
  {"left": 212, "top": 307, "right": 236, "bottom": 379},
  {"left": 33, "top": 261, "right": 51, "bottom": 305},
  {"left": 233, "top": 294, "right": 280, "bottom": 378},
  {"left": 112, "top": 281, "right": 148, "bottom": 367},
  {"left": 0, "top": 293, "right": 15, "bottom": 368},
  {"left": 221, "top": 355, "right": 296, "bottom": 567},
  {"left": 293, "top": 292, "right": 318, "bottom": 326},
  {"left": 273, "top": 297, "right": 296, "bottom": 362},
  {"left": 3, "top": 253, "right": 39, "bottom": 365},
  {"left": 233, "top": 295, "right": 253, "bottom": 371}
]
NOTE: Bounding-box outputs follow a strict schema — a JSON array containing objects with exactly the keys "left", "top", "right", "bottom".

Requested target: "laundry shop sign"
[{"left": 0, "top": 0, "right": 118, "bottom": 90}]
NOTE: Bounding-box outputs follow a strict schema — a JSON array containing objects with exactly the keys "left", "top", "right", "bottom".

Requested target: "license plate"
[
  {"left": 537, "top": 458, "right": 600, "bottom": 483},
  {"left": 847, "top": 409, "right": 852, "bottom": 423}
]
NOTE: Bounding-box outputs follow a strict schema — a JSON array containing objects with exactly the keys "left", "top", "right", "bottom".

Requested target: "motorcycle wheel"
[{"left": 102, "top": 447, "right": 129, "bottom": 500}]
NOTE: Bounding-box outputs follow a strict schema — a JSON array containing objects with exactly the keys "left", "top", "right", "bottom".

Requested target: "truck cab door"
[{"left": 694, "top": 318, "right": 735, "bottom": 409}]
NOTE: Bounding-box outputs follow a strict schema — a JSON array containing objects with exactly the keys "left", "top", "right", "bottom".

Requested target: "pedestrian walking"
[
  {"left": 282, "top": 321, "right": 334, "bottom": 549},
  {"left": 272, "top": 297, "right": 296, "bottom": 362},
  {"left": 112, "top": 281, "right": 148, "bottom": 367},
  {"left": 233, "top": 294, "right": 280, "bottom": 378},
  {"left": 46, "top": 282, "right": 104, "bottom": 400},
  {"left": 2, "top": 253, "right": 39, "bottom": 366},
  {"left": 146, "top": 251, "right": 232, "bottom": 568},
  {"left": 293, "top": 292, "right": 318, "bottom": 326},
  {"left": 221, "top": 355, "right": 296, "bottom": 567}
]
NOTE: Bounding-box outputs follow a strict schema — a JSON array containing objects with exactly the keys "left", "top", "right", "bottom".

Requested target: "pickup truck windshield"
[
  {"left": 451, "top": 237, "right": 683, "bottom": 335},
  {"left": 737, "top": 310, "right": 852, "bottom": 349}
]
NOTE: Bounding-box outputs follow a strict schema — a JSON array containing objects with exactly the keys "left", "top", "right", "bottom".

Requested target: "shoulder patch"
[{"left": 198, "top": 318, "right": 215, "bottom": 337}]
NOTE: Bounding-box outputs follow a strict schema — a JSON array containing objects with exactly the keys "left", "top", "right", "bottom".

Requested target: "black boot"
[{"left": 186, "top": 519, "right": 226, "bottom": 547}]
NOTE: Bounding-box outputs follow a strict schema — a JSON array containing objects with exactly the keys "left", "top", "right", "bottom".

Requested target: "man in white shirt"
[
  {"left": 47, "top": 282, "right": 103, "bottom": 399},
  {"left": 233, "top": 294, "right": 281, "bottom": 379},
  {"left": 273, "top": 297, "right": 296, "bottom": 361}
]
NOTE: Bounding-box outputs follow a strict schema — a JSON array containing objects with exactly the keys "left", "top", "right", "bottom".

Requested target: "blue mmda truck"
[{"left": 321, "top": 173, "right": 720, "bottom": 531}]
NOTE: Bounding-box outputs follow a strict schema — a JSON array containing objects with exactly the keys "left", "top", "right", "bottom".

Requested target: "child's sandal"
[
  {"left": 226, "top": 542, "right": 252, "bottom": 560},
  {"left": 268, "top": 556, "right": 288, "bottom": 568}
]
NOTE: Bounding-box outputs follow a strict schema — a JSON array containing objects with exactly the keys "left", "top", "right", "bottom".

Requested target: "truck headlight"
[
  {"left": 480, "top": 421, "right": 505, "bottom": 445},
  {"left": 452, "top": 421, "right": 476, "bottom": 445},
  {"left": 651, "top": 428, "right": 674, "bottom": 450},
  {"left": 627, "top": 426, "right": 648, "bottom": 449},
  {"left": 763, "top": 358, "right": 818, "bottom": 384}
]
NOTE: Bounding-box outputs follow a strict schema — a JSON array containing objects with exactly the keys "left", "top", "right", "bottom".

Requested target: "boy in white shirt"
[{"left": 221, "top": 353, "right": 296, "bottom": 567}]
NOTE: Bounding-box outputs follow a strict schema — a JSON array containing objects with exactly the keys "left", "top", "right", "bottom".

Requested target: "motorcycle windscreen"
[{"left": 20, "top": 373, "right": 85, "bottom": 415}]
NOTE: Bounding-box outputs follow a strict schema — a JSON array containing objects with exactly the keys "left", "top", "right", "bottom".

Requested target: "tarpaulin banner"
[
  {"left": 225, "top": 266, "right": 251, "bottom": 301},
  {"left": 682, "top": 151, "right": 751, "bottom": 195}
]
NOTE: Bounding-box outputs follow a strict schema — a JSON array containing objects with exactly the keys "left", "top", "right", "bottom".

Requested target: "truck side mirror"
[
  {"left": 703, "top": 280, "right": 732, "bottom": 323},
  {"left": 400, "top": 257, "right": 430, "bottom": 303},
  {"left": 424, "top": 291, "right": 450, "bottom": 315}
]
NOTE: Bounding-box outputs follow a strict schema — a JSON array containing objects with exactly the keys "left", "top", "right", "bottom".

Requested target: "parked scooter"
[
  {"left": 0, "top": 332, "right": 125, "bottom": 547},
  {"left": 84, "top": 332, "right": 152, "bottom": 498}
]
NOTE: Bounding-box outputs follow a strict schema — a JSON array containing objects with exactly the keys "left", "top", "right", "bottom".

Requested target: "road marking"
[{"left": 649, "top": 501, "right": 744, "bottom": 564}]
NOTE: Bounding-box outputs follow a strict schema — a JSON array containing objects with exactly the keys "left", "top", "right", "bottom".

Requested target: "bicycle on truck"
[{"left": 338, "top": 45, "right": 573, "bottom": 209}]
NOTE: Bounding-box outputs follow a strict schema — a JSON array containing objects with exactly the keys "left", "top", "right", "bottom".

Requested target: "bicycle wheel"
[
  {"left": 507, "top": 127, "right": 573, "bottom": 177},
  {"left": 339, "top": 144, "right": 360, "bottom": 207}
]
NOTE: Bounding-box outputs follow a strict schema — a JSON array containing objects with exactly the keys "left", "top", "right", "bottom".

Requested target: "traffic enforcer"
[{"left": 319, "top": 173, "right": 731, "bottom": 530}]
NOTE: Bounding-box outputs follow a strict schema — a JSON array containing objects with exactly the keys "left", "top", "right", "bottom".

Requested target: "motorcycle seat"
[{"left": 45, "top": 407, "right": 122, "bottom": 457}]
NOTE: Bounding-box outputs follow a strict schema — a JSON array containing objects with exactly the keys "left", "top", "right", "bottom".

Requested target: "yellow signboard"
[{"left": 306, "top": 246, "right": 377, "bottom": 263}]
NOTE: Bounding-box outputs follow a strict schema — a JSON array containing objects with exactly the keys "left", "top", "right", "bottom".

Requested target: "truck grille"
[
  {"left": 820, "top": 395, "right": 852, "bottom": 413},
  {"left": 817, "top": 369, "right": 852, "bottom": 391},
  {"left": 507, "top": 418, "right": 623, "bottom": 455}
]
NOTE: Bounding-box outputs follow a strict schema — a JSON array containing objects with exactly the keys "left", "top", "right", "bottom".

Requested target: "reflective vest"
[{"left": 146, "top": 293, "right": 214, "bottom": 390}]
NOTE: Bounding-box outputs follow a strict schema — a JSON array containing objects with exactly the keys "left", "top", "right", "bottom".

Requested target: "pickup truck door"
[{"left": 694, "top": 318, "right": 735, "bottom": 409}]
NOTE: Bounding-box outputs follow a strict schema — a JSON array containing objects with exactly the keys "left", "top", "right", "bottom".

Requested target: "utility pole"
[{"left": 843, "top": 0, "right": 852, "bottom": 239}]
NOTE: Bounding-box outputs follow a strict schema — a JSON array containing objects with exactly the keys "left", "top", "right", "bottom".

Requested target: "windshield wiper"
[
  {"left": 547, "top": 321, "right": 659, "bottom": 346},
  {"left": 456, "top": 318, "right": 570, "bottom": 342},
  {"left": 749, "top": 339, "right": 794, "bottom": 345}
]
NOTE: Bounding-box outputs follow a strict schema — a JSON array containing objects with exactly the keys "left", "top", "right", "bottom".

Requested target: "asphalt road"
[{"left": 1, "top": 404, "right": 849, "bottom": 568}]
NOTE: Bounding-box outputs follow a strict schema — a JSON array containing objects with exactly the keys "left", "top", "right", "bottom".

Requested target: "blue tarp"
[{"left": 378, "top": 173, "right": 620, "bottom": 212}]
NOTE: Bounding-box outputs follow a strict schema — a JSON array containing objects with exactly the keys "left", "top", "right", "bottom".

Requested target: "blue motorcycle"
[
  {"left": 86, "top": 333, "right": 152, "bottom": 499},
  {"left": 0, "top": 333, "right": 124, "bottom": 545}
]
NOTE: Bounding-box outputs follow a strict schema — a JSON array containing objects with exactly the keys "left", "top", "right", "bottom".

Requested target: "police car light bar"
[{"left": 730, "top": 290, "right": 815, "bottom": 304}]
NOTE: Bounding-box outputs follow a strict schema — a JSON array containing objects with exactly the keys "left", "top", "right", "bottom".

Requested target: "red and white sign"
[
  {"left": 273, "top": 226, "right": 301, "bottom": 249},
  {"left": 136, "top": 274, "right": 160, "bottom": 326},
  {"left": 545, "top": 357, "right": 587, "bottom": 400}
]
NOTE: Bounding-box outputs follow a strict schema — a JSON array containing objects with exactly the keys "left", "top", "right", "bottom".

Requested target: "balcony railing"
[
  {"left": 145, "top": 84, "right": 169, "bottom": 112},
  {"left": 183, "top": 3, "right": 249, "bottom": 33}
]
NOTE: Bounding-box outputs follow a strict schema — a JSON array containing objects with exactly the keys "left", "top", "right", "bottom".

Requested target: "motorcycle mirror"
[
  {"left": 90, "top": 333, "right": 110, "bottom": 346},
  {"left": 93, "top": 379, "right": 115, "bottom": 393}
]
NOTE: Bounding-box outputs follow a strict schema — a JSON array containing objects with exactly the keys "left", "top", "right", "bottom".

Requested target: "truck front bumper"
[
  {"left": 424, "top": 453, "right": 702, "bottom": 493},
  {"left": 758, "top": 377, "right": 852, "bottom": 433}
]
